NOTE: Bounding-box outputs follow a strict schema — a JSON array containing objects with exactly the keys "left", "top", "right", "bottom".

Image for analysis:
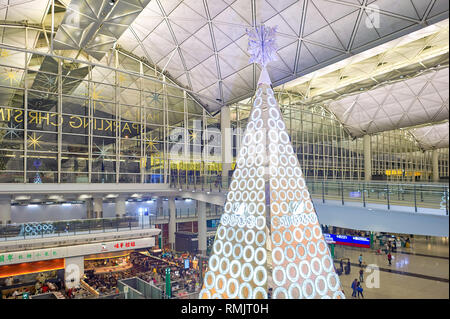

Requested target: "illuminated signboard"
[
  {"left": 324, "top": 233, "right": 371, "bottom": 248},
  {"left": 113, "top": 241, "right": 136, "bottom": 249}
]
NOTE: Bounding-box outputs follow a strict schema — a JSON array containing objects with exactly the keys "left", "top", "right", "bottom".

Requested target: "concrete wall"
[{"left": 10, "top": 199, "right": 197, "bottom": 223}]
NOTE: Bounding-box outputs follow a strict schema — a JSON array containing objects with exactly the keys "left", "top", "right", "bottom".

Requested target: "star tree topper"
[{"left": 247, "top": 25, "right": 278, "bottom": 67}]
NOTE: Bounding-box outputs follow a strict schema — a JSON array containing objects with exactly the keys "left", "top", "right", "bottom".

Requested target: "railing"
[
  {"left": 171, "top": 176, "right": 449, "bottom": 215},
  {"left": 0, "top": 215, "right": 157, "bottom": 242}
]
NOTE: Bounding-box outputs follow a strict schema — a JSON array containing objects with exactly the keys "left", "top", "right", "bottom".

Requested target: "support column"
[
  {"left": 432, "top": 149, "right": 439, "bottom": 182},
  {"left": 363, "top": 134, "right": 372, "bottom": 181},
  {"left": 86, "top": 198, "right": 94, "bottom": 219},
  {"left": 221, "top": 106, "right": 232, "bottom": 187},
  {"left": 197, "top": 200, "right": 207, "bottom": 255},
  {"left": 64, "top": 256, "right": 84, "bottom": 289},
  {"left": 93, "top": 196, "right": 103, "bottom": 219},
  {"left": 115, "top": 196, "right": 126, "bottom": 218},
  {"left": 156, "top": 197, "right": 163, "bottom": 217},
  {"left": 0, "top": 196, "right": 11, "bottom": 225},
  {"left": 168, "top": 197, "right": 176, "bottom": 250}
]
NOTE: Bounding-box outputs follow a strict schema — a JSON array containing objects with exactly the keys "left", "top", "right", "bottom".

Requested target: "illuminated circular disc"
[
  {"left": 235, "top": 229, "right": 245, "bottom": 243},
  {"left": 255, "top": 119, "right": 263, "bottom": 130},
  {"left": 271, "top": 202, "right": 280, "bottom": 215},
  {"left": 227, "top": 191, "right": 234, "bottom": 202},
  {"left": 269, "top": 143, "right": 277, "bottom": 155},
  {"left": 246, "top": 156, "right": 255, "bottom": 167},
  {"left": 315, "top": 275, "right": 328, "bottom": 296},
  {"left": 286, "top": 144, "right": 294, "bottom": 154},
  {"left": 299, "top": 260, "right": 311, "bottom": 279},
  {"left": 220, "top": 214, "right": 229, "bottom": 226},
  {"left": 278, "top": 166, "right": 286, "bottom": 177},
  {"left": 256, "top": 87, "right": 263, "bottom": 97},
  {"left": 224, "top": 202, "right": 233, "bottom": 213},
  {"left": 249, "top": 191, "right": 257, "bottom": 202},
  {"left": 244, "top": 229, "right": 256, "bottom": 245},
  {"left": 288, "top": 283, "right": 302, "bottom": 299},
  {"left": 204, "top": 271, "right": 215, "bottom": 289},
  {"left": 333, "top": 291, "right": 345, "bottom": 299},
  {"left": 239, "top": 147, "right": 248, "bottom": 157},
  {"left": 252, "top": 286, "right": 268, "bottom": 299},
  {"left": 271, "top": 190, "right": 278, "bottom": 201},
  {"left": 242, "top": 135, "right": 252, "bottom": 146},
  {"left": 246, "top": 121, "right": 255, "bottom": 132},
  {"left": 229, "top": 215, "right": 237, "bottom": 227},
  {"left": 307, "top": 242, "right": 317, "bottom": 258},
  {"left": 213, "top": 240, "right": 223, "bottom": 255},
  {"left": 238, "top": 215, "right": 246, "bottom": 228},
  {"left": 234, "top": 191, "right": 242, "bottom": 202},
  {"left": 279, "top": 190, "right": 287, "bottom": 201},
  {"left": 270, "top": 178, "right": 279, "bottom": 189},
  {"left": 283, "top": 229, "right": 294, "bottom": 244},
  {"left": 219, "top": 257, "right": 230, "bottom": 274},
  {"left": 241, "top": 263, "right": 254, "bottom": 282},
  {"left": 302, "top": 189, "right": 310, "bottom": 200},
  {"left": 215, "top": 274, "right": 227, "bottom": 294},
  {"left": 280, "top": 131, "right": 290, "bottom": 144},
  {"left": 255, "top": 178, "right": 265, "bottom": 190},
  {"left": 241, "top": 191, "right": 249, "bottom": 202},
  {"left": 311, "top": 257, "right": 322, "bottom": 276},
  {"left": 289, "top": 155, "right": 297, "bottom": 166},
  {"left": 226, "top": 278, "right": 239, "bottom": 299},
  {"left": 309, "top": 212, "right": 318, "bottom": 224},
  {"left": 327, "top": 272, "right": 340, "bottom": 292},
  {"left": 253, "top": 266, "right": 267, "bottom": 286},
  {"left": 223, "top": 241, "right": 233, "bottom": 257},
  {"left": 247, "top": 179, "right": 255, "bottom": 191},
  {"left": 271, "top": 216, "right": 281, "bottom": 230},
  {"left": 217, "top": 225, "right": 226, "bottom": 240},
  {"left": 268, "top": 95, "right": 277, "bottom": 107},
  {"left": 255, "top": 143, "right": 264, "bottom": 155},
  {"left": 253, "top": 96, "right": 262, "bottom": 108},
  {"left": 306, "top": 200, "right": 314, "bottom": 212},
  {"left": 287, "top": 190, "right": 295, "bottom": 200},
  {"left": 293, "top": 228, "right": 303, "bottom": 242},
  {"left": 286, "top": 262, "right": 300, "bottom": 283},
  {"left": 230, "top": 179, "right": 238, "bottom": 191},
  {"left": 288, "top": 178, "right": 297, "bottom": 189},
  {"left": 246, "top": 215, "right": 256, "bottom": 229},
  {"left": 268, "top": 118, "right": 277, "bottom": 129},
  {"left": 303, "top": 226, "right": 312, "bottom": 239},
  {"left": 240, "top": 179, "right": 249, "bottom": 190},
  {"left": 248, "top": 167, "right": 256, "bottom": 178},
  {"left": 254, "top": 248, "right": 267, "bottom": 266},
  {"left": 248, "top": 144, "right": 256, "bottom": 156},
  {"left": 255, "top": 230, "right": 266, "bottom": 246},
  {"left": 266, "top": 87, "right": 274, "bottom": 96},
  {"left": 318, "top": 241, "right": 329, "bottom": 257},
  {"left": 273, "top": 287, "right": 288, "bottom": 299},
  {"left": 280, "top": 202, "right": 289, "bottom": 214},
  {"left": 269, "top": 108, "right": 280, "bottom": 120},
  {"left": 256, "top": 203, "right": 265, "bottom": 215},
  {"left": 272, "top": 247, "right": 285, "bottom": 265},
  {"left": 280, "top": 155, "right": 288, "bottom": 167},
  {"left": 273, "top": 266, "right": 287, "bottom": 286},
  {"left": 292, "top": 214, "right": 301, "bottom": 227},
  {"left": 209, "top": 254, "right": 220, "bottom": 272},
  {"left": 286, "top": 167, "right": 294, "bottom": 176},
  {"left": 278, "top": 144, "right": 286, "bottom": 155},
  {"left": 313, "top": 225, "right": 322, "bottom": 239},
  {"left": 295, "top": 190, "right": 302, "bottom": 200},
  {"left": 302, "top": 279, "right": 316, "bottom": 299},
  {"left": 251, "top": 107, "right": 262, "bottom": 120},
  {"left": 241, "top": 168, "right": 249, "bottom": 179},
  {"left": 254, "top": 131, "right": 264, "bottom": 145},
  {"left": 322, "top": 255, "right": 333, "bottom": 273},
  {"left": 255, "top": 154, "right": 264, "bottom": 166},
  {"left": 268, "top": 129, "right": 279, "bottom": 143},
  {"left": 294, "top": 167, "right": 302, "bottom": 177},
  {"left": 271, "top": 230, "right": 283, "bottom": 246},
  {"left": 256, "top": 167, "right": 265, "bottom": 177},
  {"left": 247, "top": 202, "right": 256, "bottom": 215},
  {"left": 233, "top": 243, "right": 243, "bottom": 259},
  {"left": 239, "top": 282, "right": 253, "bottom": 299},
  {"left": 285, "top": 245, "right": 296, "bottom": 262},
  {"left": 229, "top": 260, "right": 242, "bottom": 279},
  {"left": 277, "top": 120, "right": 286, "bottom": 131}
]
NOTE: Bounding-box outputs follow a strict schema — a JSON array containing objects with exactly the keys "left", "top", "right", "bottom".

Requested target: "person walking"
[
  {"left": 357, "top": 281, "right": 364, "bottom": 298},
  {"left": 358, "top": 254, "right": 363, "bottom": 267},
  {"left": 351, "top": 279, "right": 358, "bottom": 298},
  {"left": 387, "top": 252, "right": 392, "bottom": 266},
  {"left": 359, "top": 267, "right": 364, "bottom": 283}
]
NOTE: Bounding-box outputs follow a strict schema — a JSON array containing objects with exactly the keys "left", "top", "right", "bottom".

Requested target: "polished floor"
[{"left": 334, "top": 236, "right": 449, "bottom": 299}]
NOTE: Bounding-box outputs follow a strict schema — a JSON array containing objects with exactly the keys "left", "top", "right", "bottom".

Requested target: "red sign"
[{"left": 113, "top": 241, "right": 135, "bottom": 249}]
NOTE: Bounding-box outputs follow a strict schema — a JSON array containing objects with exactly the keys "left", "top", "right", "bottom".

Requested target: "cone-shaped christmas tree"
[{"left": 199, "top": 25, "right": 345, "bottom": 299}]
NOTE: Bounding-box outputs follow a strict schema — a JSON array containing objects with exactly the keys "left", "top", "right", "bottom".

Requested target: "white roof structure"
[{"left": 408, "top": 121, "right": 449, "bottom": 150}]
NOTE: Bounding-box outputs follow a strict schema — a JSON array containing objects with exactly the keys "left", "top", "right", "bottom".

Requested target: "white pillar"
[
  {"left": 0, "top": 196, "right": 11, "bottom": 225},
  {"left": 221, "top": 106, "right": 232, "bottom": 186},
  {"left": 168, "top": 197, "right": 176, "bottom": 250},
  {"left": 197, "top": 200, "right": 207, "bottom": 255},
  {"left": 432, "top": 149, "right": 439, "bottom": 182},
  {"left": 64, "top": 256, "right": 84, "bottom": 289},
  {"left": 363, "top": 134, "right": 372, "bottom": 181},
  {"left": 93, "top": 196, "right": 103, "bottom": 218},
  {"left": 86, "top": 199, "right": 94, "bottom": 219},
  {"left": 115, "top": 197, "right": 126, "bottom": 217}
]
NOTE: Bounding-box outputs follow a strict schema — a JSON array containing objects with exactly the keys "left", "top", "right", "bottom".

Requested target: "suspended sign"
[{"left": 324, "top": 233, "right": 370, "bottom": 248}]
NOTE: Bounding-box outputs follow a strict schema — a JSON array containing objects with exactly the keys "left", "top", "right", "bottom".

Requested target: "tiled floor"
[{"left": 334, "top": 236, "right": 449, "bottom": 299}]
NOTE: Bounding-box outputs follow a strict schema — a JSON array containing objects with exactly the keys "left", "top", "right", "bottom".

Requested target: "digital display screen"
[
  {"left": 324, "top": 233, "right": 371, "bottom": 248},
  {"left": 184, "top": 259, "right": 190, "bottom": 269}
]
